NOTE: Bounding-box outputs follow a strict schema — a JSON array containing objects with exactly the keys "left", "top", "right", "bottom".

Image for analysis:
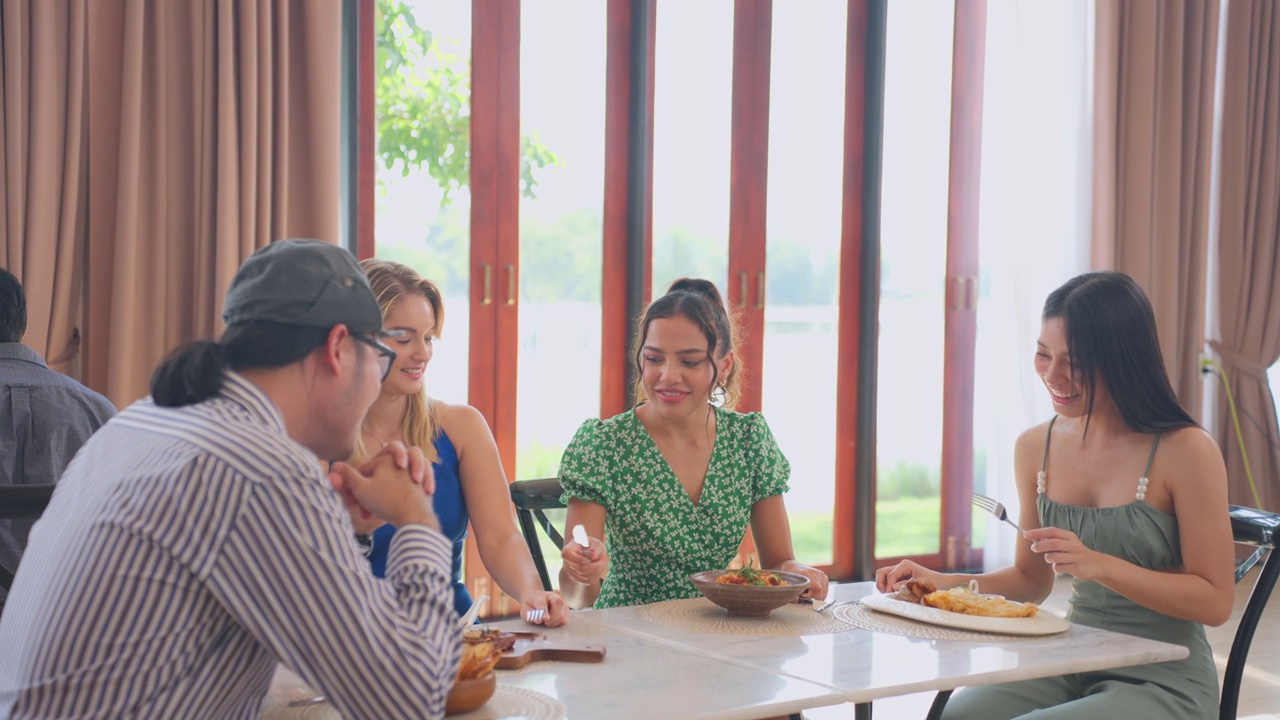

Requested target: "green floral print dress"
[{"left": 558, "top": 406, "right": 790, "bottom": 608}]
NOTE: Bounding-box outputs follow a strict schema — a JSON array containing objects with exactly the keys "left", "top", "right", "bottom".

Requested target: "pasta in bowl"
[{"left": 690, "top": 566, "right": 810, "bottom": 617}]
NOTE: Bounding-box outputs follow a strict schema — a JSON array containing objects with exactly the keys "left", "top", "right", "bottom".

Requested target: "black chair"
[
  {"left": 1220, "top": 504, "right": 1280, "bottom": 719},
  {"left": 924, "top": 504, "right": 1280, "bottom": 720},
  {"left": 509, "top": 477, "right": 566, "bottom": 591},
  {"left": 0, "top": 483, "right": 58, "bottom": 593}
]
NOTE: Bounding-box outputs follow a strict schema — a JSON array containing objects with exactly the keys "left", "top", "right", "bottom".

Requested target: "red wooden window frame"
[
  {"left": 939, "top": 0, "right": 988, "bottom": 571},
  {"left": 351, "top": 0, "right": 985, "bottom": 586},
  {"left": 600, "top": 0, "right": 655, "bottom": 419},
  {"left": 726, "top": 0, "right": 772, "bottom": 415},
  {"left": 868, "top": 0, "right": 989, "bottom": 575},
  {"left": 355, "top": 0, "right": 376, "bottom": 261},
  {"left": 464, "top": 0, "right": 522, "bottom": 608},
  {"left": 836, "top": 0, "right": 876, "bottom": 581}
]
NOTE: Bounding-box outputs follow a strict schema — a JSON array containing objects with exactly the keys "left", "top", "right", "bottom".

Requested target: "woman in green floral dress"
[{"left": 557, "top": 278, "right": 829, "bottom": 609}]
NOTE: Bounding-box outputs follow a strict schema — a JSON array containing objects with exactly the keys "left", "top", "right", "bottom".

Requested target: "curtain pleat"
[
  {"left": 1092, "top": 0, "right": 1221, "bottom": 418},
  {"left": 0, "top": 0, "right": 88, "bottom": 376},
  {"left": 82, "top": 0, "right": 342, "bottom": 408},
  {"left": 1211, "top": 0, "right": 1280, "bottom": 512}
]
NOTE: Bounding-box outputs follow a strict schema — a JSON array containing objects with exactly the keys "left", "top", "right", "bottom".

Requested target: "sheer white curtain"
[{"left": 974, "top": 0, "right": 1093, "bottom": 569}]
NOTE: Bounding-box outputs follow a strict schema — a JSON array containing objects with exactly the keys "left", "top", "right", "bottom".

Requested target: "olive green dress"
[
  {"left": 943, "top": 418, "right": 1218, "bottom": 720},
  {"left": 558, "top": 406, "right": 790, "bottom": 608}
]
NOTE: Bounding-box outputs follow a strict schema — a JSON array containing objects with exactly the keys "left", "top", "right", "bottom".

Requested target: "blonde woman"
[{"left": 352, "top": 259, "right": 566, "bottom": 626}]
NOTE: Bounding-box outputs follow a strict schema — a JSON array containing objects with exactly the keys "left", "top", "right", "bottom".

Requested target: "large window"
[
  {"left": 762, "top": 1, "right": 849, "bottom": 566},
  {"left": 360, "top": 0, "right": 1029, "bottom": 591},
  {"left": 972, "top": 0, "right": 1090, "bottom": 568},
  {"left": 516, "top": 4, "right": 606, "bottom": 481},
  {"left": 372, "top": 0, "right": 473, "bottom": 405},
  {"left": 651, "top": 4, "right": 732, "bottom": 293},
  {"left": 874, "top": 0, "right": 956, "bottom": 560},
  {"left": 361, "top": 1, "right": 878, "bottom": 585}
]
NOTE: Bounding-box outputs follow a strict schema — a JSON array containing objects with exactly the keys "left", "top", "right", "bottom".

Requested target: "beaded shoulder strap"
[
  {"left": 1136, "top": 433, "right": 1162, "bottom": 501},
  {"left": 1036, "top": 416, "right": 1058, "bottom": 495}
]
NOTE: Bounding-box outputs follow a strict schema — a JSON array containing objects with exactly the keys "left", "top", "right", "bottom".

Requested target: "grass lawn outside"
[{"left": 790, "top": 495, "right": 944, "bottom": 563}]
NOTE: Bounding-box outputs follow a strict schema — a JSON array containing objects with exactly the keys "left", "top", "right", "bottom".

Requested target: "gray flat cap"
[{"left": 222, "top": 239, "right": 381, "bottom": 333}]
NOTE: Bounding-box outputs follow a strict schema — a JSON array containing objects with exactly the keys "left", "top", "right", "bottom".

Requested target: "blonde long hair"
[{"left": 354, "top": 259, "right": 446, "bottom": 463}]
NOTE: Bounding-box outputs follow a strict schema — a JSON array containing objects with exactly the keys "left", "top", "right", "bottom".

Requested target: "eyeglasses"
[{"left": 352, "top": 331, "right": 401, "bottom": 383}]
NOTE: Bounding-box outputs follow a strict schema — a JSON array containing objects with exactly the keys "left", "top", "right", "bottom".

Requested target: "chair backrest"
[
  {"left": 1221, "top": 504, "right": 1280, "bottom": 720},
  {"left": 925, "top": 504, "right": 1280, "bottom": 720},
  {"left": 509, "top": 477, "right": 566, "bottom": 591},
  {"left": 0, "top": 483, "right": 57, "bottom": 592}
]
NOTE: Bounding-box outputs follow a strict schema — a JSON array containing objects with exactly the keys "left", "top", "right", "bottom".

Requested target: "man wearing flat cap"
[{"left": 0, "top": 240, "right": 461, "bottom": 719}]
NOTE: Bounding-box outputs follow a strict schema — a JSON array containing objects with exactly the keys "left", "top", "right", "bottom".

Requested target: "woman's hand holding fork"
[{"left": 520, "top": 591, "right": 569, "bottom": 627}]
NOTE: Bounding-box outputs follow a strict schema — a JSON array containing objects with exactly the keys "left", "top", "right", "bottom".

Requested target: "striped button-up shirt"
[{"left": 0, "top": 372, "right": 461, "bottom": 719}]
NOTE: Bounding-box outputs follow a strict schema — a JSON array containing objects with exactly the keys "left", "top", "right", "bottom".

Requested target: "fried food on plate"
[
  {"left": 894, "top": 578, "right": 937, "bottom": 604},
  {"left": 456, "top": 638, "right": 503, "bottom": 680},
  {"left": 922, "top": 586, "right": 1039, "bottom": 618},
  {"left": 463, "top": 627, "right": 518, "bottom": 652}
]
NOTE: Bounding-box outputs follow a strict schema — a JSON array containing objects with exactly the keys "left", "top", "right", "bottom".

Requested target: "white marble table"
[
  {"left": 473, "top": 617, "right": 847, "bottom": 720},
  {"left": 570, "top": 581, "right": 1191, "bottom": 715},
  {"left": 261, "top": 581, "right": 1191, "bottom": 719},
  {"left": 262, "top": 619, "right": 847, "bottom": 720}
]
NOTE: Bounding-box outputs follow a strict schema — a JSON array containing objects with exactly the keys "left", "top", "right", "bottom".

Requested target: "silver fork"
[
  {"left": 972, "top": 493, "right": 1027, "bottom": 535},
  {"left": 815, "top": 599, "right": 857, "bottom": 613},
  {"left": 525, "top": 608, "right": 545, "bottom": 624}
]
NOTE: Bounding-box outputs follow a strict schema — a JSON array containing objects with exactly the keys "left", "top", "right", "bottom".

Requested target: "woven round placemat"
[
  {"left": 833, "top": 601, "right": 1040, "bottom": 642},
  {"left": 637, "top": 597, "right": 861, "bottom": 636},
  {"left": 449, "top": 685, "right": 565, "bottom": 720}
]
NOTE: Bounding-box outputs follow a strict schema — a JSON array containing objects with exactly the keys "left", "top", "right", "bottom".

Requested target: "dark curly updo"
[{"left": 630, "top": 278, "right": 742, "bottom": 409}]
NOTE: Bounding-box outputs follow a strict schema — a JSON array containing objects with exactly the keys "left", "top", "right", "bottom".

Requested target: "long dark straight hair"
[{"left": 1043, "top": 271, "right": 1196, "bottom": 434}]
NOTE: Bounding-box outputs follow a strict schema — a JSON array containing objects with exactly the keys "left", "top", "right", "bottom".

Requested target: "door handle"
[{"left": 950, "top": 276, "right": 977, "bottom": 311}]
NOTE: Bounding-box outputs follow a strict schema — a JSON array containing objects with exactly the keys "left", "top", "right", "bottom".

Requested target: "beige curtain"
[
  {"left": 82, "top": 0, "right": 342, "bottom": 408},
  {"left": 0, "top": 1, "right": 89, "bottom": 375},
  {"left": 1092, "top": 0, "right": 1220, "bottom": 418},
  {"left": 1211, "top": 0, "right": 1280, "bottom": 512}
]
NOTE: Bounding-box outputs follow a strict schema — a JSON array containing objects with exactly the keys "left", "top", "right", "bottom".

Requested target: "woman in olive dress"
[{"left": 877, "top": 271, "right": 1234, "bottom": 720}]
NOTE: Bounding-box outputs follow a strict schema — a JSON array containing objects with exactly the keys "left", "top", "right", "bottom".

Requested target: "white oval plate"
[{"left": 860, "top": 592, "right": 1070, "bottom": 636}]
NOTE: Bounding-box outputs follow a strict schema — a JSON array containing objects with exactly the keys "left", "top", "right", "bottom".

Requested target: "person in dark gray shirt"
[{"left": 0, "top": 268, "right": 115, "bottom": 603}]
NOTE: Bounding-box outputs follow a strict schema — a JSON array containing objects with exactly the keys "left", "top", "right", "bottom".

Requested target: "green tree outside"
[{"left": 376, "top": 0, "right": 558, "bottom": 203}]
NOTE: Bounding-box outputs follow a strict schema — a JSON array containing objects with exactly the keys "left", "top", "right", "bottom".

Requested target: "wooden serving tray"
[{"left": 495, "top": 631, "right": 607, "bottom": 670}]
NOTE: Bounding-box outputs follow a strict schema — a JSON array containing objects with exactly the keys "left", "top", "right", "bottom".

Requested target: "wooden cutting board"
[{"left": 495, "top": 631, "right": 607, "bottom": 670}]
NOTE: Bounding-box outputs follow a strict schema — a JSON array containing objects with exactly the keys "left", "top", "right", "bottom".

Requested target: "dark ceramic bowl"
[
  {"left": 445, "top": 671, "right": 496, "bottom": 716},
  {"left": 690, "top": 569, "right": 810, "bottom": 617}
]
